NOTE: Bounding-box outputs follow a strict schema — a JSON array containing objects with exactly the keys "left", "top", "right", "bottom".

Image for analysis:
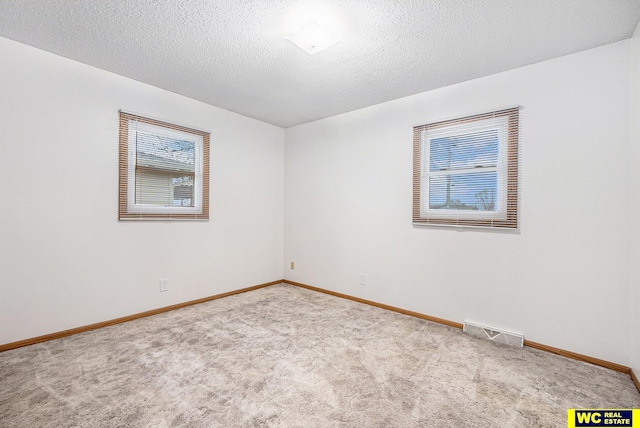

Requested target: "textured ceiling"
[{"left": 1, "top": 1, "right": 639, "bottom": 128}]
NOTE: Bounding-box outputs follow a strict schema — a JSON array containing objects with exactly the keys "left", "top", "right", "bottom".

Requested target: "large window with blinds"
[
  {"left": 119, "top": 111, "right": 210, "bottom": 220},
  {"left": 413, "top": 107, "right": 519, "bottom": 229}
]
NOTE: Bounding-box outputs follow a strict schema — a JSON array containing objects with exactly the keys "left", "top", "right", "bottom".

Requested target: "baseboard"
[
  {"left": 0, "top": 280, "right": 282, "bottom": 353},
  {"left": 523, "top": 340, "right": 630, "bottom": 374},
  {"left": 283, "top": 279, "right": 463, "bottom": 329},
  {"left": 284, "top": 279, "right": 638, "bottom": 384},
  {"left": 631, "top": 369, "right": 640, "bottom": 394}
]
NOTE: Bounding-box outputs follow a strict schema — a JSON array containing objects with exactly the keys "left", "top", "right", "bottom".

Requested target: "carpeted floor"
[{"left": 1, "top": 283, "right": 638, "bottom": 427}]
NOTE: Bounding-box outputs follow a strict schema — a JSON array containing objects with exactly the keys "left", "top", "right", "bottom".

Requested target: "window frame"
[
  {"left": 118, "top": 111, "right": 210, "bottom": 221},
  {"left": 413, "top": 107, "right": 519, "bottom": 229}
]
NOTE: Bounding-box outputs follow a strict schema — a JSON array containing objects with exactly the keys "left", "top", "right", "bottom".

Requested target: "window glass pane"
[
  {"left": 172, "top": 174, "right": 194, "bottom": 207},
  {"left": 429, "top": 129, "right": 498, "bottom": 172},
  {"left": 429, "top": 172, "right": 497, "bottom": 211},
  {"left": 135, "top": 131, "right": 195, "bottom": 207}
]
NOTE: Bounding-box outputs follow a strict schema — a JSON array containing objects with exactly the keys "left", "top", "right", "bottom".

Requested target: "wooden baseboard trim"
[
  {"left": 284, "top": 279, "right": 637, "bottom": 384},
  {"left": 631, "top": 369, "right": 640, "bottom": 394},
  {"left": 283, "top": 279, "right": 464, "bottom": 329},
  {"left": 0, "top": 280, "right": 282, "bottom": 353},
  {"left": 523, "top": 340, "right": 630, "bottom": 374}
]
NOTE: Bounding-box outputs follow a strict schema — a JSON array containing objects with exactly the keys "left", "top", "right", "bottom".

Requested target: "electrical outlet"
[
  {"left": 159, "top": 279, "right": 168, "bottom": 292},
  {"left": 359, "top": 273, "right": 366, "bottom": 285},
  {"left": 290, "top": 261, "right": 295, "bottom": 270}
]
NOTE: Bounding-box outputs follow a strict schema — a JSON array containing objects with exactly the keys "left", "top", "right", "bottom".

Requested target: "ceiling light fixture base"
[{"left": 286, "top": 21, "right": 340, "bottom": 55}]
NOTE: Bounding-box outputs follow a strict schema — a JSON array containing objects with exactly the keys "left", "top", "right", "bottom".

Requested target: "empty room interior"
[{"left": 1, "top": 1, "right": 640, "bottom": 426}]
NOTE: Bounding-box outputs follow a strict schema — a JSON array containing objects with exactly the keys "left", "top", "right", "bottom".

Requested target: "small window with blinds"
[
  {"left": 119, "top": 111, "right": 209, "bottom": 220},
  {"left": 413, "top": 107, "right": 519, "bottom": 229}
]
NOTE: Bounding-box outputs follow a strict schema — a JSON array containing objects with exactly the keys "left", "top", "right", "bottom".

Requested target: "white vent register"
[{"left": 463, "top": 321, "right": 524, "bottom": 348}]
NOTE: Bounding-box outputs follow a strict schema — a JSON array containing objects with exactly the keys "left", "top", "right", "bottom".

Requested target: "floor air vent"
[{"left": 463, "top": 321, "right": 524, "bottom": 348}]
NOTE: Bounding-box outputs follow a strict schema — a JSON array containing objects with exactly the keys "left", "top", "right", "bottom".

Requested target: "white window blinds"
[
  {"left": 413, "top": 107, "right": 520, "bottom": 229},
  {"left": 119, "top": 112, "right": 210, "bottom": 220}
]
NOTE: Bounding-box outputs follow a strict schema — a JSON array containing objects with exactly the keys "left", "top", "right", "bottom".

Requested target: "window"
[
  {"left": 413, "top": 107, "right": 519, "bottom": 228},
  {"left": 119, "top": 111, "right": 209, "bottom": 220}
]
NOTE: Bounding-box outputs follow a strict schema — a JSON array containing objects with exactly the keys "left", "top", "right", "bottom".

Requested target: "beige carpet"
[{"left": 1, "top": 283, "right": 638, "bottom": 427}]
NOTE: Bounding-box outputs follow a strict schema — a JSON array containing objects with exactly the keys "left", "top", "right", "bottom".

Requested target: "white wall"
[
  {"left": 284, "top": 41, "right": 632, "bottom": 366},
  {"left": 0, "top": 37, "right": 284, "bottom": 346},
  {"left": 629, "top": 26, "right": 640, "bottom": 376}
]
